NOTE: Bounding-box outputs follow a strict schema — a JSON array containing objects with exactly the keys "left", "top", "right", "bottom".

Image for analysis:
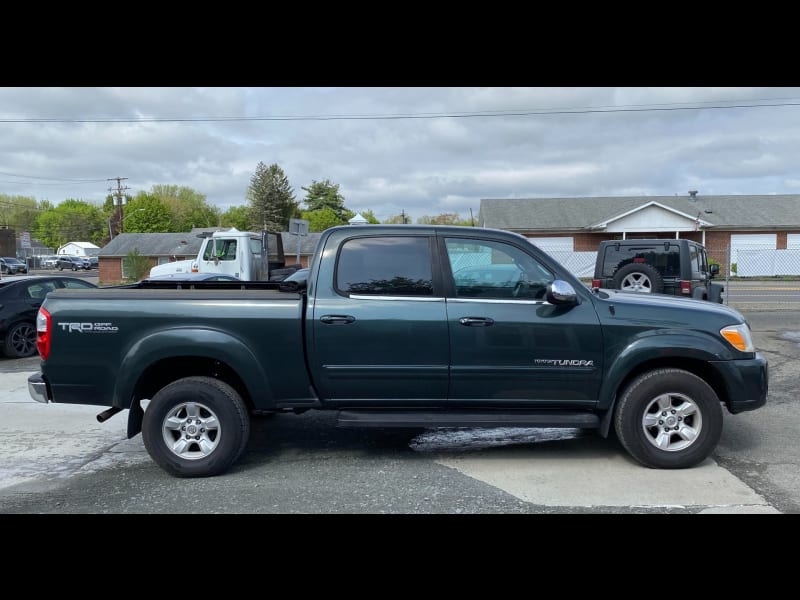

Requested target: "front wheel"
[
  {"left": 614, "top": 368, "right": 722, "bottom": 469},
  {"left": 142, "top": 376, "right": 250, "bottom": 477}
]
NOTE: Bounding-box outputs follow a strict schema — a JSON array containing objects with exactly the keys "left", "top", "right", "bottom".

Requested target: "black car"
[
  {"left": 0, "top": 276, "right": 97, "bottom": 358},
  {"left": 1, "top": 257, "right": 28, "bottom": 275},
  {"left": 592, "top": 238, "right": 723, "bottom": 302},
  {"left": 57, "top": 255, "right": 91, "bottom": 271}
]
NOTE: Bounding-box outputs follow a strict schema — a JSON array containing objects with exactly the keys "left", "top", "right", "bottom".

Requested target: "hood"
[
  {"left": 591, "top": 288, "right": 747, "bottom": 327},
  {"left": 149, "top": 259, "right": 197, "bottom": 278}
]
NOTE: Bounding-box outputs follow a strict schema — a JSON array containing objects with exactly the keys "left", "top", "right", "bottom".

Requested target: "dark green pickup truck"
[{"left": 28, "top": 225, "right": 768, "bottom": 477}]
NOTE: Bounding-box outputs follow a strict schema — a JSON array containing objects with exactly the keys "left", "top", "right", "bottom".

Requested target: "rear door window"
[
  {"left": 335, "top": 236, "right": 434, "bottom": 296},
  {"left": 60, "top": 279, "right": 96, "bottom": 289}
]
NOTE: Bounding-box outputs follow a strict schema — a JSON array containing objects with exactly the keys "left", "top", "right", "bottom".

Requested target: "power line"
[
  {"left": 0, "top": 179, "right": 107, "bottom": 186},
  {"left": 3, "top": 100, "right": 800, "bottom": 124},
  {"left": 0, "top": 170, "right": 108, "bottom": 182}
]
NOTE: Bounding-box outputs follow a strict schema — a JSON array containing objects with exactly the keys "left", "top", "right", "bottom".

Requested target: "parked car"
[
  {"left": 592, "top": 239, "right": 724, "bottom": 302},
  {"left": 0, "top": 275, "right": 97, "bottom": 358},
  {"left": 1, "top": 257, "right": 28, "bottom": 275},
  {"left": 268, "top": 263, "right": 304, "bottom": 281},
  {"left": 57, "top": 256, "right": 91, "bottom": 271},
  {"left": 282, "top": 268, "right": 308, "bottom": 283},
  {"left": 41, "top": 255, "right": 61, "bottom": 269},
  {"left": 88, "top": 256, "right": 99, "bottom": 269}
]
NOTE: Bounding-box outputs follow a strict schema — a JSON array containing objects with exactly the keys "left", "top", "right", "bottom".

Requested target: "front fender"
[
  {"left": 598, "top": 329, "right": 734, "bottom": 411},
  {"left": 112, "top": 326, "right": 271, "bottom": 409}
]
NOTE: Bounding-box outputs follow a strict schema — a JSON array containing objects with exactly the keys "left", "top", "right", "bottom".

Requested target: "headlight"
[{"left": 720, "top": 323, "right": 755, "bottom": 352}]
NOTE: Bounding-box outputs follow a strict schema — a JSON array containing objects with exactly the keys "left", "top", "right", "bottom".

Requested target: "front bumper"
[
  {"left": 28, "top": 372, "right": 51, "bottom": 404},
  {"left": 711, "top": 353, "right": 768, "bottom": 414}
]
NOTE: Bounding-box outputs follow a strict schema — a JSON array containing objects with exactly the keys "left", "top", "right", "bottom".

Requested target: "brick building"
[{"left": 479, "top": 193, "right": 800, "bottom": 275}]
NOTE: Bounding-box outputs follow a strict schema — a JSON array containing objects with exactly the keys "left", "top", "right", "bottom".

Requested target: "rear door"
[
  {"left": 443, "top": 235, "right": 603, "bottom": 405},
  {"left": 309, "top": 233, "right": 449, "bottom": 404}
]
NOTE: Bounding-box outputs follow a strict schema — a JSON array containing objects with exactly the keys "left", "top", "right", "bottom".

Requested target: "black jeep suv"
[{"left": 592, "top": 239, "right": 724, "bottom": 302}]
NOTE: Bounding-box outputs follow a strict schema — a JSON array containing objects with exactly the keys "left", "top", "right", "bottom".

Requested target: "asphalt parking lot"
[{"left": 0, "top": 308, "right": 796, "bottom": 514}]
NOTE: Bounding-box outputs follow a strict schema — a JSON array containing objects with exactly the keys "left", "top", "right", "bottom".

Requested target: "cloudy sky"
[{"left": 2, "top": 87, "right": 800, "bottom": 222}]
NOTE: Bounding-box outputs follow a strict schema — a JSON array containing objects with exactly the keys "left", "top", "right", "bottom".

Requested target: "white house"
[{"left": 57, "top": 241, "right": 101, "bottom": 256}]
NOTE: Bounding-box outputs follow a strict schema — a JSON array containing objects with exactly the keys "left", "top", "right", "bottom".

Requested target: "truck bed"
[{"left": 40, "top": 286, "right": 310, "bottom": 410}]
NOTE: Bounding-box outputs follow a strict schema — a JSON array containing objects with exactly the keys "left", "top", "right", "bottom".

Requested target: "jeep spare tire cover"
[{"left": 613, "top": 263, "right": 665, "bottom": 293}]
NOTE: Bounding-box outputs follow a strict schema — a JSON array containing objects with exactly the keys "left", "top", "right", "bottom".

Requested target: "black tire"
[
  {"left": 612, "top": 263, "right": 664, "bottom": 293},
  {"left": 142, "top": 376, "right": 250, "bottom": 477},
  {"left": 614, "top": 368, "right": 722, "bottom": 469},
  {"left": 3, "top": 322, "right": 37, "bottom": 358},
  {"left": 72, "top": 265, "right": 77, "bottom": 271},
  {"left": 58, "top": 265, "right": 63, "bottom": 271}
]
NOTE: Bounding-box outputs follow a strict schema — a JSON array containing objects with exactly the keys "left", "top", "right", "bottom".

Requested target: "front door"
[
  {"left": 310, "top": 234, "right": 449, "bottom": 404},
  {"left": 443, "top": 236, "right": 603, "bottom": 406},
  {"left": 200, "top": 238, "right": 241, "bottom": 278}
]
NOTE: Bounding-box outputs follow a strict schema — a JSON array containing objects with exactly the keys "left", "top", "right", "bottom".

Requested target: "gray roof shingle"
[
  {"left": 98, "top": 233, "right": 204, "bottom": 257},
  {"left": 479, "top": 194, "right": 800, "bottom": 231}
]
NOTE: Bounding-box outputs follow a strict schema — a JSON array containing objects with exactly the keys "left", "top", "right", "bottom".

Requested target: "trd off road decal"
[{"left": 57, "top": 322, "right": 119, "bottom": 333}]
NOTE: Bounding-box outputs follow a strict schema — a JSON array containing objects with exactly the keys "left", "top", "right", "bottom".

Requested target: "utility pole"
[
  {"left": 107, "top": 177, "right": 129, "bottom": 236},
  {"left": 401, "top": 209, "right": 408, "bottom": 224}
]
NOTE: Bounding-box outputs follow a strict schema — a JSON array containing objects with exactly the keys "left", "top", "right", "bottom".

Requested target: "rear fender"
[{"left": 115, "top": 327, "right": 271, "bottom": 411}]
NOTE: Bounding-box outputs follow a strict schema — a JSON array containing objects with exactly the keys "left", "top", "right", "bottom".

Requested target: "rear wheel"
[
  {"left": 142, "top": 376, "right": 250, "bottom": 477},
  {"left": 3, "top": 322, "right": 37, "bottom": 358},
  {"left": 614, "top": 368, "right": 722, "bottom": 469}
]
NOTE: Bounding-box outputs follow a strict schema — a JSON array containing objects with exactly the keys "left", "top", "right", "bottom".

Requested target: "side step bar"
[{"left": 337, "top": 410, "right": 599, "bottom": 429}]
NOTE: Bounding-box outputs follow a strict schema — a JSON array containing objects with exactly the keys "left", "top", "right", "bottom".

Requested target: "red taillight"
[
  {"left": 680, "top": 280, "right": 692, "bottom": 295},
  {"left": 592, "top": 279, "right": 601, "bottom": 288},
  {"left": 36, "top": 307, "right": 51, "bottom": 360}
]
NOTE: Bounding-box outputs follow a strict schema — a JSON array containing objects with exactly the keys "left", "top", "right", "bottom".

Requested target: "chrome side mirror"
[{"left": 546, "top": 280, "right": 578, "bottom": 305}]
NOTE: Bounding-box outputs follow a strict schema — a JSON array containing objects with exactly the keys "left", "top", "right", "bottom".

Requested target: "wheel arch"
[
  {"left": 598, "top": 337, "right": 732, "bottom": 437},
  {"left": 116, "top": 328, "right": 272, "bottom": 436}
]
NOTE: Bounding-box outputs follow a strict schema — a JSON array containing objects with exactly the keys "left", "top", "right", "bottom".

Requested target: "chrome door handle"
[
  {"left": 320, "top": 315, "right": 356, "bottom": 325},
  {"left": 459, "top": 317, "right": 494, "bottom": 327}
]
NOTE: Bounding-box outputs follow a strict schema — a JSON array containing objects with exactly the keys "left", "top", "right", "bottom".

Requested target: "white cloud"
[{"left": 2, "top": 87, "right": 800, "bottom": 221}]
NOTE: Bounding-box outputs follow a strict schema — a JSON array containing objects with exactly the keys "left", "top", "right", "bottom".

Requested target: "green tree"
[
  {"left": 416, "top": 213, "right": 468, "bottom": 225},
  {"left": 383, "top": 212, "right": 413, "bottom": 224},
  {"left": 220, "top": 205, "right": 251, "bottom": 230},
  {"left": 122, "top": 248, "right": 152, "bottom": 282},
  {"left": 247, "top": 162, "right": 298, "bottom": 232},
  {"left": 150, "top": 185, "right": 220, "bottom": 231},
  {"left": 122, "top": 193, "right": 174, "bottom": 233},
  {"left": 301, "top": 179, "right": 348, "bottom": 221},
  {"left": 35, "top": 199, "right": 106, "bottom": 249},
  {"left": 357, "top": 209, "right": 381, "bottom": 224},
  {"left": 0, "top": 195, "right": 38, "bottom": 232},
  {"left": 302, "top": 207, "right": 346, "bottom": 232}
]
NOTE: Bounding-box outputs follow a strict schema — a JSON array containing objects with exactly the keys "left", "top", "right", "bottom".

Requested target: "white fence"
[
  {"left": 544, "top": 250, "right": 597, "bottom": 279},
  {"left": 735, "top": 249, "right": 800, "bottom": 277}
]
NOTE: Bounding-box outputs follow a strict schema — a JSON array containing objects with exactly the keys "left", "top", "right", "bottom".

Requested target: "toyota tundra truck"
[{"left": 27, "top": 225, "right": 768, "bottom": 477}]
